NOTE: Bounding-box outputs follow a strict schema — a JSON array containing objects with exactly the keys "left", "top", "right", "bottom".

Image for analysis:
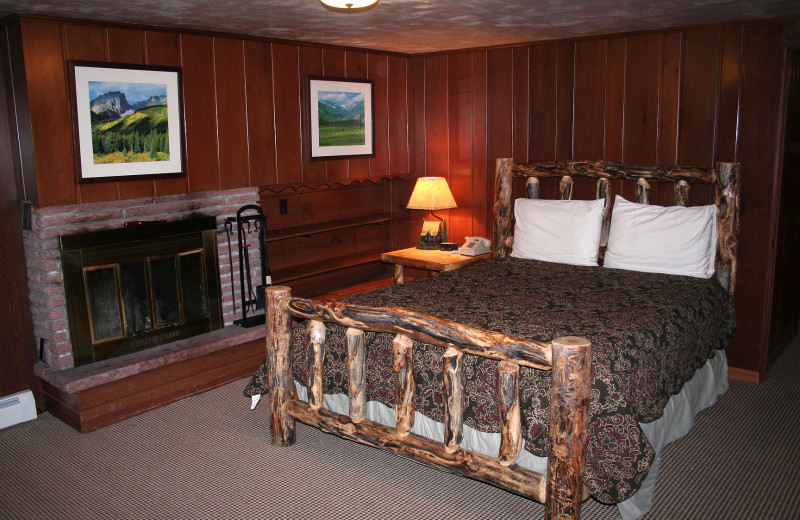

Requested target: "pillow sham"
[
  {"left": 511, "top": 198, "right": 605, "bottom": 266},
  {"left": 604, "top": 195, "right": 717, "bottom": 278}
]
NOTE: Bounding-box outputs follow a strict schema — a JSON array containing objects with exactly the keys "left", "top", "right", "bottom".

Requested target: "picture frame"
[
  {"left": 68, "top": 61, "right": 186, "bottom": 183},
  {"left": 306, "top": 76, "right": 374, "bottom": 160}
]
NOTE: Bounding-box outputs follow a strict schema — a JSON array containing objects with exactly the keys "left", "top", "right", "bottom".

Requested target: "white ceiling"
[{"left": 1, "top": 0, "right": 799, "bottom": 54}]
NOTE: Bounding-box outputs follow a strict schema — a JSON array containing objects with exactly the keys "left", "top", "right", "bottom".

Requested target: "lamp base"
[{"left": 439, "top": 242, "right": 458, "bottom": 251}]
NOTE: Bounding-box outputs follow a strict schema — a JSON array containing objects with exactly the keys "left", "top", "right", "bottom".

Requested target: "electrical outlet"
[{"left": 279, "top": 199, "right": 288, "bottom": 215}]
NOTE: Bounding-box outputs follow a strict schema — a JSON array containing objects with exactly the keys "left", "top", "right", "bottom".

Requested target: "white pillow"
[
  {"left": 511, "top": 198, "right": 605, "bottom": 266},
  {"left": 604, "top": 195, "right": 717, "bottom": 278}
]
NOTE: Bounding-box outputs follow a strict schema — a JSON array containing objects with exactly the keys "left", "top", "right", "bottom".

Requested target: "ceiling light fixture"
[{"left": 319, "top": 0, "right": 379, "bottom": 13}]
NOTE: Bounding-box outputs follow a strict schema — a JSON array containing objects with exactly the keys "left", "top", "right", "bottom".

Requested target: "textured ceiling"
[{"left": 1, "top": 0, "right": 799, "bottom": 54}]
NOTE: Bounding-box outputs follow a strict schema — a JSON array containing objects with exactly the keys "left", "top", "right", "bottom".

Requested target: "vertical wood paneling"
[
  {"left": 145, "top": 30, "right": 189, "bottom": 196},
  {"left": 322, "top": 48, "right": 348, "bottom": 180},
  {"left": 555, "top": 42, "right": 575, "bottom": 160},
  {"left": 528, "top": 43, "right": 558, "bottom": 162},
  {"left": 20, "top": 20, "right": 76, "bottom": 206},
  {"left": 65, "top": 24, "right": 119, "bottom": 203},
  {"left": 369, "top": 53, "right": 390, "bottom": 177},
  {"left": 604, "top": 37, "right": 626, "bottom": 162},
  {"left": 214, "top": 37, "right": 249, "bottom": 189},
  {"left": 244, "top": 40, "right": 277, "bottom": 187},
  {"left": 424, "top": 54, "right": 448, "bottom": 177},
  {"left": 678, "top": 28, "right": 722, "bottom": 167},
  {"left": 573, "top": 39, "right": 607, "bottom": 160},
  {"left": 512, "top": 46, "right": 529, "bottom": 162},
  {"left": 730, "top": 22, "right": 786, "bottom": 374},
  {"left": 347, "top": 50, "right": 371, "bottom": 179},
  {"left": 271, "top": 43, "right": 302, "bottom": 184},
  {"left": 387, "top": 54, "right": 408, "bottom": 175},
  {"left": 471, "top": 51, "right": 488, "bottom": 239},
  {"left": 657, "top": 32, "right": 682, "bottom": 165},
  {"left": 716, "top": 26, "right": 743, "bottom": 163},
  {"left": 299, "top": 45, "right": 325, "bottom": 183},
  {"left": 180, "top": 33, "right": 220, "bottom": 191},
  {"left": 106, "top": 27, "right": 154, "bottom": 200},
  {"left": 447, "top": 51, "right": 475, "bottom": 241},
  {"left": 623, "top": 34, "right": 661, "bottom": 165}
]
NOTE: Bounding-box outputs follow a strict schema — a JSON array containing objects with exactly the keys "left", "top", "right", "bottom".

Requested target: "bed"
[{"left": 246, "top": 158, "right": 740, "bottom": 520}]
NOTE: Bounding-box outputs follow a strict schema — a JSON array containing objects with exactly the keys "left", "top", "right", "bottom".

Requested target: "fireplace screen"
[{"left": 61, "top": 217, "right": 223, "bottom": 366}]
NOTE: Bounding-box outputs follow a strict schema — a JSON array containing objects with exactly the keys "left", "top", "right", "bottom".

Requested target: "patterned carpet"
[{"left": 1, "top": 336, "right": 798, "bottom": 520}]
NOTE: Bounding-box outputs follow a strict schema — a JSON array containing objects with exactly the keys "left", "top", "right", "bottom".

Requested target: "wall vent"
[{"left": 0, "top": 390, "right": 37, "bottom": 430}]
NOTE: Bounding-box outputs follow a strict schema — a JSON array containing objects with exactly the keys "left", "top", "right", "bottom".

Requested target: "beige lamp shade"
[{"left": 406, "top": 177, "right": 457, "bottom": 210}]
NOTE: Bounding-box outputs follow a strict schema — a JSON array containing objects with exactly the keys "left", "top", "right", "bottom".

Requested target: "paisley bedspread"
[{"left": 245, "top": 257, "right": 736, "bottom": 503}]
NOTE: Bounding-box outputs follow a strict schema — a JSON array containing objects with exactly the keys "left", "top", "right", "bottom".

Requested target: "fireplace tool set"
[{"left": 224, "top": 205, "right": 271, "bottom": 327}]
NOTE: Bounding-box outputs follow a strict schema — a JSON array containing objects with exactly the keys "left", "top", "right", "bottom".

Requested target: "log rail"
[{"left": 265, "top": 285, "right": 592, "bottom": 520}]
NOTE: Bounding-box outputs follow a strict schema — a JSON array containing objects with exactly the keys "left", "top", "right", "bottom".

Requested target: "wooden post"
[
  {"left": 305, "top": 320, "right": 326, "bottom": 409},
  {"left": 442, "top": 347, "right": 463, "bottom": 452},
  {"left": 393, "top": 263, "right": 405, "bottom": 285},
  {"left": 393, "top": 333, "right": 415, "bottom": 436},
  {"left": 546, "top": 336, "right": 592, "bottom": 520},
  {"left": 497, "top": 360, "right": 522, "bottom": 466},
  {"left": 559, "top": 175, "right": 574, "bottom": 200},
  {"left": 266, "top": 286, "right": 296, "bottom": 446},
  {"left": 635, "top": 178, "right": 650, "bottom": 204},
  {"left": 715, "top": 162, "right": 740, "bottom": 295},
  {"left": 347, "top": 327, "right": 367, "bottom": 421},
  {"left": 493, "top": 158, "right": 514, "bottom": 259},
  {"left": 674, "top": 180, "right": 689, "bottom": 207},
  {"left": 595, "top": 178, "right": 612, "bottom": 246},
  {"left": 526, "top": 177, "right": 540, "bottom": 199}
]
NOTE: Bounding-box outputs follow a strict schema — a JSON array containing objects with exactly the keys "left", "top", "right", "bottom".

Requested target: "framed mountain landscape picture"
[
  {"left": 68, "top": 61, "right": 185, "bottom": 182},
  {"left": 307, "top": 76, "right": 374, "bottom": 159}
]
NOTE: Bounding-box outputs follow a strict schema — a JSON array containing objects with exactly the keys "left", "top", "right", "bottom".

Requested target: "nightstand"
[{"left": 380, "top": 247, "right": 491, "bottom": 284}]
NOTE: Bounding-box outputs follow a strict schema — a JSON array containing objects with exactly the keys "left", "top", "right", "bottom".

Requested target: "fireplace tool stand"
[{"left": 225, "top": 204, "right": 271, "bottom": 327}]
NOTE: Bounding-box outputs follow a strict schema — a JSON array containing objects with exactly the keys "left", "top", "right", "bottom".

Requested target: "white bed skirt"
[{"left": 252, "top": 349, "right": 728, "bottom": 519}]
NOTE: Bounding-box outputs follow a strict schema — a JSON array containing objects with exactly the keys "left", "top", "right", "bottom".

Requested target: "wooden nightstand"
[{"left": 380, "top": 247, "right": 491, "bottom": 284}]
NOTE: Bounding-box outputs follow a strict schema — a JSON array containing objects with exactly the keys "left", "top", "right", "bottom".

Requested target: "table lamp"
[{"left": 406, "top": 177, "right": 457, "bottom": 250}]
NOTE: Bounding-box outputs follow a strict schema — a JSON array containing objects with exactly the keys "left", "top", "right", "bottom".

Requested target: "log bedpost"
[
  {"left": 393, "top": 334, "right": 415, "bottom": 436},
  {"left": 595, "top": 178, "right": 612, "bottom": 245},
  {"left": 546, "top": 336, "right": 592, "bottom": 520},
  {"left": 305, "top": 320, "right": 326, "bottom": 409},
  {"left": 443, "top": 347, "right": 464, "bottom": 452},
  {"left": 494, "top": 158, "right": 514, "bottom": 259},
  {"left": 497, "top": 360, "right": 522, "bottom": 466},
  {"left": 266, "top": 286, "right": 296, "bottom": 446},
  {"left": 715, "top": 162, "right": 740, "bottom": 295},
  {"left": 347, "top": 327, "right": 367, "bottom": 421}
]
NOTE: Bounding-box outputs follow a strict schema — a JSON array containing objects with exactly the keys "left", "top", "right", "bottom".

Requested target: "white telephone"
[{"left": 458, "top": 236, "right": 491, "bottom": 256}]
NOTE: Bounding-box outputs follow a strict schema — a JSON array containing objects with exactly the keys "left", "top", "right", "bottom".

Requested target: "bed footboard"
[{"left": 265, "top": 285, "right": 592, "bottom": 520}]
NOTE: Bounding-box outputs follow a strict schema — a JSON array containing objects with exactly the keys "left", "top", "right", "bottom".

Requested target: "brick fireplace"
[{"left": 24, "top": 187, "right": 268, "bottom": 431}]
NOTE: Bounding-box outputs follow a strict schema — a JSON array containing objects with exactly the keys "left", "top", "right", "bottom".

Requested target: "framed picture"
[
  {"left": 68, "top": 61, "right": 186, "bottom": 183},
  {"left": 307, "top": 76, "right": 374, "bottom": 160}
]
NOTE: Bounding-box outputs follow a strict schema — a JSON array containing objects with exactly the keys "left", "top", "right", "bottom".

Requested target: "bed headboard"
[{"left": 492, "top": 158, "right": 741, "bottom": 295}]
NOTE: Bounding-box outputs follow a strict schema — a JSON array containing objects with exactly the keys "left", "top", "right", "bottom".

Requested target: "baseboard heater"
[{"left": 0, "top": 390, "right": 37, "bottom": 429}]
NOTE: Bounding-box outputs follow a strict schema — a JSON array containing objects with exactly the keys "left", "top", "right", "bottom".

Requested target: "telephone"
[{"left": 458, "top": 236, "right": 491, "bottom": 256}]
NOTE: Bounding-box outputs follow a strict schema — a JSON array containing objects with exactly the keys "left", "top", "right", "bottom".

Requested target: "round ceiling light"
[{"left": 319, "top": 0, "right": 379, "bottom": 13}]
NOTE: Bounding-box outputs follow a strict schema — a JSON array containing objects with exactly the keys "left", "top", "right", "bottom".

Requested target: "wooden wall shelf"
[{"left": 259, "top": 176, "right": 412, "bottom": 298}]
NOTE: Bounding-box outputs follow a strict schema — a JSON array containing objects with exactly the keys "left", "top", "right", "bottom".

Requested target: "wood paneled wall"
[
  {"left": 410, "top": 21, "right": 794, "bottom": 380},
  {"left": 12, "top": 16, "right": 411, "bottom": 207}
]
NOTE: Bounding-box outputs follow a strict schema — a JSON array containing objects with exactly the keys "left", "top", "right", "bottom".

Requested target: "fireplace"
[{"left": 59, "top": 216, "right": 223, "bottom": 366}]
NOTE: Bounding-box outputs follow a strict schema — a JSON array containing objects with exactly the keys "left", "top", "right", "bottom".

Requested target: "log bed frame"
[{"left": 264, "top": 158, "right": 740, "bottom": 520}]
